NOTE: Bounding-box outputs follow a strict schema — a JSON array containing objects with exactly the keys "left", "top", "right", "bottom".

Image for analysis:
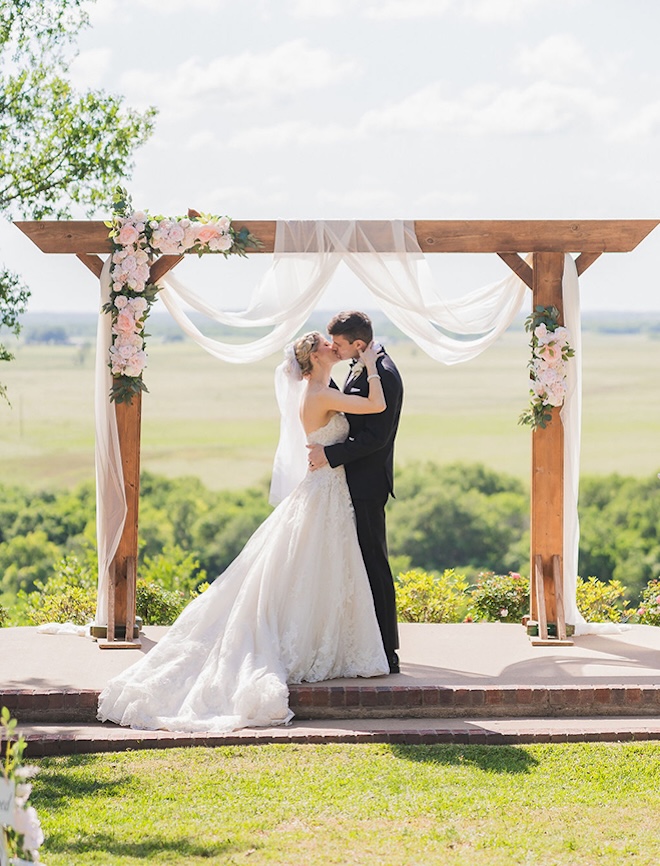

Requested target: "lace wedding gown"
[{"left": 97, "top": 413, "right": 389, "bottom": 733}]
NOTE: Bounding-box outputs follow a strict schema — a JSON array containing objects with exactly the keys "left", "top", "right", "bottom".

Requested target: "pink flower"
[
  {"left": 196, "top": 223, "right": 221, "bottom": 245},
  {"left": 209, "top": 233, "right": 233, "bottom": 252},
  {"left": 114, "top": 311, "right": 136, "bottom": 334},
  {"left": 118, "top": 223, "right": 140, "bottom": 246},
  {"left": 510, "top": 572, "right": 521, "bottom": 580},
  {"left": 499, "top": 608, "right": 508, "bottom": 617}
]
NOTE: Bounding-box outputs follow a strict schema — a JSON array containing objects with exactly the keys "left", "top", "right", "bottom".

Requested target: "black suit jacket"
[{"left": 325, "top": 351, "right": 403, "bottom": 501}]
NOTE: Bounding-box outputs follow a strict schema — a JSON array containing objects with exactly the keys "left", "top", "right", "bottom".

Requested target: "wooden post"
[
  {"left": 530, "top": 252, "right": 565, "bottom": 628},
  {"left": 107, "top": 393, "right": 142, "bottom": 644}
]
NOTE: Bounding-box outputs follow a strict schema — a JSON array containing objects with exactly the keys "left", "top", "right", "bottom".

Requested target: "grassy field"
[
  {"left": 0, "top": 331, "right": 658, "bottom": 490},
  {"left": 31, "top": 742, "right": 660, "bottom": 865}
]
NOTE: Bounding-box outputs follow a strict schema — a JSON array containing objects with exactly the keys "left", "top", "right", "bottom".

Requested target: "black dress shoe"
[{"left": 388, "top": 652, "right": 400, "bottom": 674}]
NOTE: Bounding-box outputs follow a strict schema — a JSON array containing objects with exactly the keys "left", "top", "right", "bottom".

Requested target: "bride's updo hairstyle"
[{"left": 293, "top": 331, "right": 322, "bottom": 377}]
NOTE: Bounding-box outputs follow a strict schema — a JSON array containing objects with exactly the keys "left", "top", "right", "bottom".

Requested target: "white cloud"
[
  {"left": 119, "top": 39, "right": 360, "bottom": 112},
  {"left": 463, "top": 0, "right": 552, "bottom": 22},
  {"left": 610, "top": 101, "right": 660, "bottom": 141},
  {"left": 318, "top": 187, "right": 398, "bottom": 210},
  {"left": 360, "top": 79, "right": 613, "bottom": 136},
  {"left": 228, "top": 120, "right": 356, "bottom": 150},
  {"left": 364, "top": 0, "right": 452, "bottom": 20},
  {"left": 69, "top": 47, "right": 113, "bottom": 89},
  {"left": 288, "top": 0, "right": 350, "bottom": 17},
  {"left": 515, "top": 33, "right": 597, "bottom": 84}
]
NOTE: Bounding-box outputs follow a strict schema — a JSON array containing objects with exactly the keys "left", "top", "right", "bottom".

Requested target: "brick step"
[
  {"left": 3, "top": 683, "right": 660, "bottom": 725},
  {"left": 11, "top": 717, "right": 660, "bottom": 757}
]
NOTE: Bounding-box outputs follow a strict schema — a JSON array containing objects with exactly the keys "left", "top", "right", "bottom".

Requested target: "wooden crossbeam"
[
  {"left": 497, "top": 252, "right": 533, "bottom": 289},
  {"left": 16, "top": 219, "right": 660, "bottom": 255},
  {"left": 575, "top": 251, "right": 602, "bottom": 276}
]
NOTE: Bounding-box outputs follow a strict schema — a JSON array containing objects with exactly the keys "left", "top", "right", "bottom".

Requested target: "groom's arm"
[{"left": 324, "top": 364, "right": 402, "bottom": 468}]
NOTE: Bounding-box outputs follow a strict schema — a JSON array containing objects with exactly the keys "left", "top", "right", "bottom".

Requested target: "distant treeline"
[
  {"left": 5, "top": 310, "right": 660, "bottom": 344},
  {"left": 1, "top": 463, "right": 659, "bottom": 622}
]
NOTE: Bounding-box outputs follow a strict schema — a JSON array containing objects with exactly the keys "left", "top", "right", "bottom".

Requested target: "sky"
[{"left": 4, "top": 0, "right": 660, "bottom": 313}]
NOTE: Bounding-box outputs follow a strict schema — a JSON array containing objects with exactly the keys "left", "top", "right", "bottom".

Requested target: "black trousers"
[{"left": 352, "top": 497, "right": 399, "bottom": 659}]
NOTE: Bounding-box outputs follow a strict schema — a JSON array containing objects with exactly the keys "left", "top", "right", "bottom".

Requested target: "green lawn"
[
  {"left": 31, "top": 742, "right": 660, "bottom": 865},
  {"left": 1, "top": 331, "right": 658, "bottom": 490}
]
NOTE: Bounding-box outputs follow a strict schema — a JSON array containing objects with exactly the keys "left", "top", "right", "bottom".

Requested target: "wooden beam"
[
  {"left": 529, "top": 252, "right": 565, "bottom": 627},
  {"left": 15, "top": 219, "right": 660, "bottom": 255},
  {"left": 75, "top": 253, "right": 105, "bottom": 278},
  {"left": 575, "top": 251, "right": 602, "bottom": 276},
  {"left": 150, "top": 254, "right": 185, "bottom": 285},
  {"left": 497, "top": 252, "right": 533, "bottom": 289}
]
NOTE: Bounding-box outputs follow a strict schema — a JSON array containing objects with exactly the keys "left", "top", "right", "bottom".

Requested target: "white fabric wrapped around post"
[{"left": 94, "top": 258, "right": 128, "bottom": 627}]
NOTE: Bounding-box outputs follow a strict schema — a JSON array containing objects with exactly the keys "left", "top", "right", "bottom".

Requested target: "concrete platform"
[{"left": 2, "top": 623, "right": 660, "bottom": 752}]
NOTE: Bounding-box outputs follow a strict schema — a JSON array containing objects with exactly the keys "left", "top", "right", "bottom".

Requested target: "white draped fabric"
[{"left": 94, "top": 219, "right": 602, "bottom": 632}]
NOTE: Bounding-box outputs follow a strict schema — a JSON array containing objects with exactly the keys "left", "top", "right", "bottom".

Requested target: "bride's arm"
[{"left": 320, "top": 344, "right": 386, "bottom": 415}]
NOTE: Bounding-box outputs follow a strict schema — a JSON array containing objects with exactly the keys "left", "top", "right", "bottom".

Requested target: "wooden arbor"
[{"left": 16, "top": 218, "right": 659, "bottom": 645}]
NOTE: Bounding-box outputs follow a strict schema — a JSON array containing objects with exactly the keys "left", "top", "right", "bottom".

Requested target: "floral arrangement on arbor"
[
  {"left": 518, "top": 304, "right": 574, "bottom": 430},
  {"left": 104, "top": 188, "right": 262, "bottom": 404},
  {"left": 1, "top": 707, "right": 45, "bottom": 865}
]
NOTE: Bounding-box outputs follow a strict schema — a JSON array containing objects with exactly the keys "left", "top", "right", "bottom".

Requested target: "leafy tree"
[{"left": 0, "top": 0, "right": 156, "bottom": 398}]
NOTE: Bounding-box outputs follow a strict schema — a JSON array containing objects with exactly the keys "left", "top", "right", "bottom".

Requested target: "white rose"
[
  {"left": 209, "top": 234, "right": 233, "bottom": 252},
  {"left": 13, "top": 805, "right": 44, "bottom": 851},
  {"left": 115, "top": 295, "right": 128, "bottom": 309}
]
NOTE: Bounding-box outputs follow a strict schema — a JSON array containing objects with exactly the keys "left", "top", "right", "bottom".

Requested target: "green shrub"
[
  {"left": 395, "top": 568, "right": 468, "bottom": 623},
  {"left": 25, "top": 585, "right": 96, "bottom": 626},
  {"left": 575, "top": 576, "right": 635, "bottom": 623},
  {"left": 635, "top": 578, "right": 660, "bottom": 626},
  {"left": 469, "top": 571, "right": 529, "bottom": 622},
  {"left": 22, "top": 553, "right": 97, "bottom": 625},
  {"left": 140, "top": 543, "right": 207, "bottom": 595},
  {"left": 136, "top": 579, "right": 187, "bottom": 625},
  {"left": 0, "top": 604, "right": 8, "bottom": 627}
]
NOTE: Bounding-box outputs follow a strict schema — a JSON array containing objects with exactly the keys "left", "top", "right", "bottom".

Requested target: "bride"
[{"left": 97, "top": 331, "right": 390, "bottom": 733}]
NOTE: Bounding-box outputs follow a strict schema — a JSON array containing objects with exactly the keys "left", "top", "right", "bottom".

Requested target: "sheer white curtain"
[{"left": 94, "top": 220, "right": 593, "bottom": 629}]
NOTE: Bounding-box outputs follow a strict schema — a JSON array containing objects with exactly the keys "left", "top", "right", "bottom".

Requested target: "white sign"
[{"left": 0, "top": 779, "right": 14, "bottom": 827}]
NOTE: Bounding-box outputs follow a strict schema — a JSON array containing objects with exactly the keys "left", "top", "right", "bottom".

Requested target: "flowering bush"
[
  {"left": 519, "top": 305, "right": 574, "bottom": 430},
  {"left": 576, "top": 576, "right": 635, "bottom": 623},
  {"left": 469, "top": 571, "right": 529, "bottom": 622},
  {"left": 395, "top": 568, "right": 468, "bottom": 623},
  {"left": 636, "top": 578, "right": 660, "bottom": 626},
  {"left": 104, "top": 187, "right": 261, "bottom": 404},
  {"left": 1, "top": 707, "right": 45, "bottom": 864}
]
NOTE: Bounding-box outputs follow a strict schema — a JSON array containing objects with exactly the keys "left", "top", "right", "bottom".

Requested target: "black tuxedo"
[{"left": 324, "top": 350, "right": 403, "bottom": 663}]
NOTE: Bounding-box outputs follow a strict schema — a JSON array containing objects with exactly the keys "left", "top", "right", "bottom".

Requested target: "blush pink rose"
[
  {"left": 196, "top": 224, "right": 221, "bottom": 245},
  {"left": 114, "top": 311, "right": 136, "bottom": 334},
  {"left": 118, "top": 224, "right": 140, "bottom": 246}
]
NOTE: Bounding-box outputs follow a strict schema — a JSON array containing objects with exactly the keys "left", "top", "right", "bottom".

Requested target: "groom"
[{"left": 307, "top": 311, "right": 404, "bottom": 674}]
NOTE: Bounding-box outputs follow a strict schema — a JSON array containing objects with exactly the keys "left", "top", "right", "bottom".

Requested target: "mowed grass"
[
  {"left": 0, "top": 331, "right": 659, "bottom": 490},
  {"left": 32, "top": 742, "right": 660, "bottom": 866}
]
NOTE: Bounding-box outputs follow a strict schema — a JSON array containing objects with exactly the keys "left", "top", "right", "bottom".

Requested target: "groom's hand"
[{"left": 306, "top": 443, "right": 328, "bottom": 471}]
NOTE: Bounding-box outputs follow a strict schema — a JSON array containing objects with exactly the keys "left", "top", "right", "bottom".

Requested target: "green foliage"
[
  {"left": 135, "top": 580, "right": 187, "bottom": 626},
  {"left": 21, "top": 553, "right": 97, "bottom": 625},
  {"left": 0, "top": 602, "right": 7, "bottom": 627},
  {"left": 388, "top": 462, "right": 529, "bottom": 576},
  {"left": 578, "top": 474, "right": 660, "bottom": 598},
  {"left": 635, "top": 578, "right": 660, "bottom": 626},
  {"left": 576, "top": 577, "right": 635, "bottom": 622},
  {"left": 141, "top": 543, "right": 207, "bottom": 595},
  {"left": 468, "top": 571, "right": 530, "bottom": 622},
  {"left": 575, "top": 576, "right": 635, "bottom": 623},
  {"left": 0, "top": 266, "right": 29, "bottom": 404},
  {"left": 0, "top": 529, "right": 61, "bottom": 596},
  {"left": 395, "top": 568, "right": 468, "bottom": 623}
]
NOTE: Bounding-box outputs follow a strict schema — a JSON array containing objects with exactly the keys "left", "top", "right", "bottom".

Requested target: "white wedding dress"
[{"left": 97, "top": 413, "right": 389, "bottom": 733}]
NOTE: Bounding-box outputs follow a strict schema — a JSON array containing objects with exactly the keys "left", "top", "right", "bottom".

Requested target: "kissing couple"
[{"left": 98, "top": 310, "right": 404, "bottom": 733}]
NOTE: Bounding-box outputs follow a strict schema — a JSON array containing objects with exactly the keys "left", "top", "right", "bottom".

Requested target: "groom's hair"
[{"left": 327, "top": 311, "right": 373, "bottom": 344}]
